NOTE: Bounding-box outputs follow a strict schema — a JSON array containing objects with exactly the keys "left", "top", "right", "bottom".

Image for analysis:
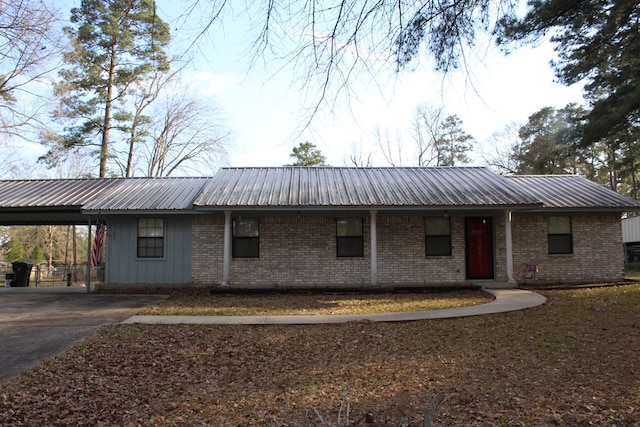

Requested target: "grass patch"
[
  {"left": 139, "top": 289, "right": 494, "bottom": 316},
  {"left": 1, "top": 284, "right": 639, "bottom": 426}
]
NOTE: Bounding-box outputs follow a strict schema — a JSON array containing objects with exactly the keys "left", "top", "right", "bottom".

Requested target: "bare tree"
[
  {"left": 375, "top": 126, "right": 405, "bottom": 166},
  {"left": 412, "top": 104, "right": 444, "bottom": 166},
  {"left": 139, "top": 85, "right": 229, "bottom": 177},
  {"left": 118, "top": 59, "right": 188, "bottom": 177},
  {"left": 0, "top": 0, "right": 61, "bottom": 140},
  {"left": 194, "top": 2, "right": 516, "bottom": 124},
  {"left": 345, "top": 141, "right": 373, "bottom": 167},
  {"left": 480, "top": 122, "right": 522, "bottom": 174}
]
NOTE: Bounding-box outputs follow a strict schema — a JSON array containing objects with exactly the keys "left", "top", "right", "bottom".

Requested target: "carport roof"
[
  {"left": 0, "top": 177, "right": 210, "bottom": 225},
  {"left": 81, "top": 177, "right": 211, "bottom": 212},
  {"left": 0, "top": 178, "right": 119, "bottom": 225}
]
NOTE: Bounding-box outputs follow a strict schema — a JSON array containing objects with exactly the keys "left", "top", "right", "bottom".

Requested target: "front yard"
[
  {"left": 139, "top": 288, "right": 493, "bottom": 316},
  {"left": 1, "top": 284, "right": 639, "bottom": 426}
]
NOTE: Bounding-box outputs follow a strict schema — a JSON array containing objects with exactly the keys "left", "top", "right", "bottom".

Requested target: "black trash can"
[{"left": 10, "top": 262, "right": 33, "bottom": 287}]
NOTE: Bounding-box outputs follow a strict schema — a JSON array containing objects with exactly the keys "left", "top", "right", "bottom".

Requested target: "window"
[
  {"left": 233, "top": 218, "right": 259, "bottom": 257},
  {"left": 336, "top": 217, "right": 363, "bottom": 257},
  {"left": 425, "top": 217, "right": 451, "bottom": 256},
  {"left": 137, "top": 218, "right": 164, "bottom": 258},
  {"left": 548, "top": 216, "right": 572, "bottom": 254}
]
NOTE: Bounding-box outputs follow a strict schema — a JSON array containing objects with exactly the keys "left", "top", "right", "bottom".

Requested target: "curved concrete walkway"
[{"left": 122, "top": 289, "right": 546, "bottom": 325}]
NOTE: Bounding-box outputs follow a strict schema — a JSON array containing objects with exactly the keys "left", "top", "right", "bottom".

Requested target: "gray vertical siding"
[{"left": 105, "top": 215, "right": 192, "bottom": 285}]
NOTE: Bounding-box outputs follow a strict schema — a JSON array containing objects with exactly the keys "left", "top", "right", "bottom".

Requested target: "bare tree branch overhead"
[
  {"left": 0, "top": 0, "right": 62, "bottom": 140},
  {"left": 188, "top": 0, "right": 516, "bottom": 125}
]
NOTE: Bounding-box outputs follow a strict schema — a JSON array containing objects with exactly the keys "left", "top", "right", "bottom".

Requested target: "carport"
[{"left": 0, "top": 178, "right": 121, "bottom": 291}]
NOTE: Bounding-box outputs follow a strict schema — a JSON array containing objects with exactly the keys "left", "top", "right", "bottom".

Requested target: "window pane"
[
  {"left": 233, "top": 219, "right": 259, "bottom": 237},
  {"left": 337, "top": 236, "right": 363, "bottom": 257},
  {"left": 426, "top": 235, "right": 452, "bottom": 256},
  {"left": 137, "top": 237, "right": 164, "bottom": 258},
  {"left": 138, "top": 218, "right": 164, "bottom": 237},
  {"left": 137, "top": 218, "right": 164, "bottom": 258},
  {"left": 233, "top": 237, "right": 259, "bottom": 257},
  {"left": 548, "top": 216, "right": 571, "bottom": 234},
  {"left": 337, "top": 218, "right": 362, "bottom": 237},
  {"left": 548, "top": 235, "right": 572, "bottom": 254},
  {"left": 425, "top": 217, "right": 450, "bottom": 236}
]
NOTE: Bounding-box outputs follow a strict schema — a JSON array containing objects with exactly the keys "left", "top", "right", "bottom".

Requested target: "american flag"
[{"left": 91, "top": 217, "right": 106, "bottom": 267}]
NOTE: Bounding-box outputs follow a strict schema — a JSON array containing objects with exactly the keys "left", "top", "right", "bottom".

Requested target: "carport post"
[{"left": 86, "top": 217, "right": 92, "bottom": 293}]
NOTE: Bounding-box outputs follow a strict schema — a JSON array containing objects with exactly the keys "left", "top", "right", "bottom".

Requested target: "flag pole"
[{"left": 86, "top": 216, "right": 92, "bottom": 293}]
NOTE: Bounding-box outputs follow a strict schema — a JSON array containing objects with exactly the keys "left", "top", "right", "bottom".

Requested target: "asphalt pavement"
[{"left": 0, "top": 288, "right": 166, "bottom": 383}]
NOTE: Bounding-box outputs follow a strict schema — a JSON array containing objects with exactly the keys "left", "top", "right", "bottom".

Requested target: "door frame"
[{"left": 465, "top": 216, "right": 495, "bottom": 280}]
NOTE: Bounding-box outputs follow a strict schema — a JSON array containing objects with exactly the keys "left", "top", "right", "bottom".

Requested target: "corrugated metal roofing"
[
  {"left": 194, "top": 167, "right": 542, "bottom": 208},
  {"left": 0, "top": 178, "right": 119, "bottom": 208},
  {"left": 0, "top": 177, "right": 209, "bottom": 224},
  {"left": 504, "top": 175, "right": 640, "bottom": 210},
  {"left": 82, "top": 177, "right": 210, "bottom": 211},
  {"left": 1, "top": 169, "right": 638, "bottom": 225},
  {"left": 0, "top": 178, "right": 121, "bottom": 225}
]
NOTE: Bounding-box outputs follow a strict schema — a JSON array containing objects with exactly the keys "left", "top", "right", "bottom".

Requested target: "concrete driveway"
[{"left": 0, "top": 288, "right": 166, "bottom": 383}]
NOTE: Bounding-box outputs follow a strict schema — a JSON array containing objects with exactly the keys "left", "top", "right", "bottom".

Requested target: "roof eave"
[{"left": 192, "top": 203, "right": 544, "bottom": 212}]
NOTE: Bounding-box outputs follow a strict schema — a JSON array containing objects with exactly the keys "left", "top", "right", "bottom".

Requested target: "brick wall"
[
  {"left": 511, "top": 212, "right": 624, "bottom": 284},
  {"left": 192, "top": 213, "right": 486, "bottom": 288},
  {"left": 376, "top": 215, "right": 467, "bottom": 284},
  {"left": 190, "top": 212, "right": 624, "bottom": 288},
  {"left": 191, "top": 215, "right": 224, "bottom": 285}
]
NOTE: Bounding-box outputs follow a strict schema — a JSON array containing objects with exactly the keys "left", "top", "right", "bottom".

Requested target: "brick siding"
[
  {"left": 190, "top": 212, "right": 624, "bottom": 288},
  {"left": 511, "top": 212, "right": 624, "bottom": 285}
]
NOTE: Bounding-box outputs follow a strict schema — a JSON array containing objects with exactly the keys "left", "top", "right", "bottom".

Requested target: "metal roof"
[
  {"left": 504, "top": 175, "right": 640, "bottom": 210},
  {"left": 0, "top": 177, "right": 209, "bottom": 225},
  {"left": 0, "top": 178, "right": 119, "bottom": 208},
  {"left": 194, "top": 167, "right": 542, "bottom": 209},
  {"left": 82, "top": 177, "right": 210, "bottom": 212},
  {"left": 0, "top": 178, "right": 120, "bottom": 225},
  {"left": 1, "top": 169, "right": 638, "bottom": 225}
]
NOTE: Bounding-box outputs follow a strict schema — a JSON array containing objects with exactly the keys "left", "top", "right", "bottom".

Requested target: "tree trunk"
[{"left": 100, "top": 44, "right": 118, "bottom": 178}]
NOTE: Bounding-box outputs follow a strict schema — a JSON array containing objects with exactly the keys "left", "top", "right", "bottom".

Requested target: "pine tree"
[
  {"left": 44, "top": 0, "right": 171, "bottom": 177},
  {"left": 287, "top": 142, "right": 329, "bottom": 166},
  {"left": 434, "top": 115, "right": 474, "bottom": 166}
]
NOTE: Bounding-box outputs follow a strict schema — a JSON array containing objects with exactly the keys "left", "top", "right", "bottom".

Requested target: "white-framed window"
[
  {"left": 336, "top": 217, "right": 363, "bottom": 257},
  {"left": 233, "top": 218, "right": 260, "bottom": 258},
  {"left": 137, "top": 218, "right": 164, "bottom": 258},
  {"left": 425, "top": 217, "right": 452, "bottom": 256},
  {"left": 548, "top": 216, "right": 572, "bottom": 254}
]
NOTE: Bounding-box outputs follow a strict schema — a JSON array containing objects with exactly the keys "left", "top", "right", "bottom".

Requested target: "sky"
[
  {"left": 157, "top": 1, "right": 585, "bottom": 169},
  {"left": 4, "top": 1, "right": 586, "bottom": 175}
]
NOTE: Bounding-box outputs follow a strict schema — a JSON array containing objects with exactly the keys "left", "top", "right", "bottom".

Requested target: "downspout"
[
  {"left": 370, "top": 210, "right": 377, "bottom": 285},
  {"left": 221, "top": 211, "right": 232, "bottom": 286}
]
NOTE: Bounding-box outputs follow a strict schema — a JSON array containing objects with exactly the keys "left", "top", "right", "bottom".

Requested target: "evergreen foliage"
[
  {"left": 5, "top": 238, "right": 25, "bottom": 262},
  {"left": 43, "top": 0, "right": 171, "bottom": 177},
  {"left": 435, "top": 115, "right": 474, "bottom": 166},
  {"left": 498, "top": 0, "right": 640, "bottom": 147},
  {"left": 288, "top": 142, "right": 329, "bottom": 166}
]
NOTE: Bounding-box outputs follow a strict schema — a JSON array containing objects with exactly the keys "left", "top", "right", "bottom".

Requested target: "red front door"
[{"left": 465, "top": 217, "right": 494, "bottom": 279}]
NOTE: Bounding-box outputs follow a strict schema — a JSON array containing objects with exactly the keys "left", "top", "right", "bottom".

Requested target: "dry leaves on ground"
[
  {"left": 1, "top": 285, "right": 639, "bottom": 426},
  {"left": 140, "top": 289, "right": 493, "bottom": 316}
]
